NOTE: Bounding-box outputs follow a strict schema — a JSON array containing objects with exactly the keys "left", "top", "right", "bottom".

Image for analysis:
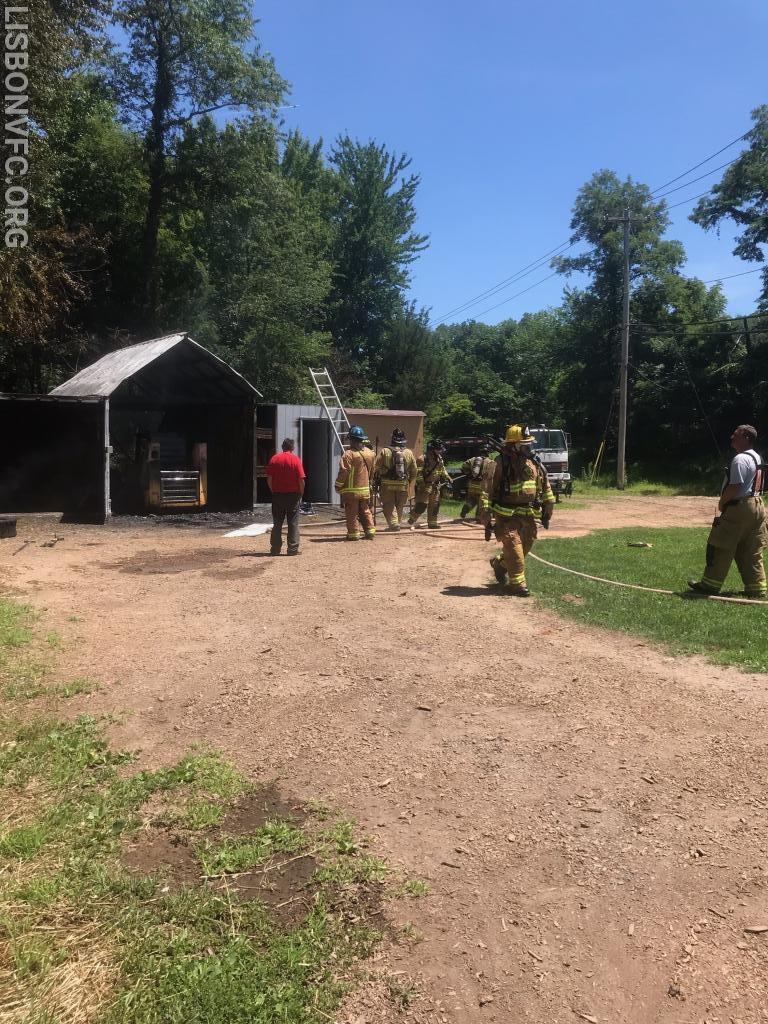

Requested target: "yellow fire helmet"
[{"left": 504, "top": 423, "right": 535, "bottom": 445}]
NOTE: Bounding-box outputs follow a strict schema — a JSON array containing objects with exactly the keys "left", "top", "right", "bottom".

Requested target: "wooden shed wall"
[{"left": 346, "top": 411, "right": 424, "bottom": 459}]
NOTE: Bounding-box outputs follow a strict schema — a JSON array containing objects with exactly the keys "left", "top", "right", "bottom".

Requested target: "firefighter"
[
  {"left": 688, "top": 423, "right": 767, "bottom": 598},
  {"left": 335, "top": 425, "right": 376, "bottom": 540},
  {"left": 408, "top": 439, "right": 452, "bottom": 529},
  {"left": 460, "top": 442, "right": 497, "bottom": 521},
  {"left": 480, "top": 424, "right": 555, "bottom": 596},
  {"left": 375, "top": 428, "right": 418, "bottom": 531}
]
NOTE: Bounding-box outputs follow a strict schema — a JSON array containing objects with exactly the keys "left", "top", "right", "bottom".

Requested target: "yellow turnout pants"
[
  {"left": 343, "top": 494, "right": 375, "bottom": 539},
  {"left": 493, "top": 514, "right": 538, "bottom": 589},
  {"left": 700, "top": 496, "right": 767, "bottom": 595},
  {"left": 409, "top": 484, "right": 441, "bottom": 526},
  {"left": 380, "top": 485, "right": 408, "bottom": 529}
]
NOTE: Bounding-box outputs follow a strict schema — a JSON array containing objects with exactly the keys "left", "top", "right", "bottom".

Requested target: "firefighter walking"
[
  {"left": 408, "top": 440, "right": 452, "bottom": 529},
  {"left": 374, "top": 428, "right": 417, "bottom": 530},
  {"left": 688, "top": 423, "right": 767, "bottom": 598},
  {"left": 460, "top": 443, "right": 496, "bottom": 521},
  {"left": 480, "top": 424, "right": 555, "bottom": 596},
  {"left": 335, "top": 425, "right": 376, "bottom": 541}
]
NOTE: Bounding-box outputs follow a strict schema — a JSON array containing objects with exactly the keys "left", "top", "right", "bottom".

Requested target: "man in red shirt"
[{"left": 266, "top": 438, "right": 306, "bottom": 555}]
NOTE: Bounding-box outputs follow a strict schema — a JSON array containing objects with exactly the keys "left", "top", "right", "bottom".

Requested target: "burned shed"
[{"left": 0, "top": 334, "right": 259, "bottom": 521}]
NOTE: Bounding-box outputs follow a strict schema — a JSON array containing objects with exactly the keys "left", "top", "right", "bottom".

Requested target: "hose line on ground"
[
  {"left": 419, "top": 525, "right": 768, "bottom": 606},
  {"left": 527, "top": 552, "right": 768, "bottom": 606}
]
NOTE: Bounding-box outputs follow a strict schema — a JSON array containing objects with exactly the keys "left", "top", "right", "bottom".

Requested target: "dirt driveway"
[{"left": 3, "top": 495, "right": 768, "bottom": 1024}]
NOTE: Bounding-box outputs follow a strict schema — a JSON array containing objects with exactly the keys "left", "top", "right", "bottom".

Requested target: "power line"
[
  {"left": 470, "top": 270, "right": 561, "bottom": 320},
  {"left": 664, "top": 188, "right": 712, "bottom": 211},
  {"left": 653, "top": 158, "right": 737, "bottom": 200},
  {"left": 650, "top": 131, "right": 749, "bottom": 195},
  {"left": 435, "top": 127, "right": 752, "bottom": 326},
  {"left": 433, "top": 239, "right": 574, "bottom": 323},
  {"left": 632, "top": 311, "right": 768, "bottom": 329},
  {"left": 702, "top": 267, "right": 765, "bottom": 284},
  {"left": 632, "top": 321, "right": 768, "bottom": 338}
]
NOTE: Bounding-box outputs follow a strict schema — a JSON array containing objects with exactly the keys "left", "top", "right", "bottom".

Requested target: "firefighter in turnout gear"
[
  {"left": 480, "top": 424, "right": 555, "bottom": 596},
  {"left": 335, "top": 425, "right": 376, "bottom": 540},
  {"left": 460, "top": 443, "right": 497, "bottom": 521},
  {"left": 688, "top": 423, "right": 768, "bottom": 598},
  {"left": 408, "top": 440, "right": 452, "bottom": 529},
  {"left": 374, "top": 428, "right": 418, "bottom": 530}
]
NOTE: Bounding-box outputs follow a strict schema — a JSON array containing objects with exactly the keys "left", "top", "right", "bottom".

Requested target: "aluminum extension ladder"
[{"left": 309, "top": 367, "right": 351, "bottom": 450}]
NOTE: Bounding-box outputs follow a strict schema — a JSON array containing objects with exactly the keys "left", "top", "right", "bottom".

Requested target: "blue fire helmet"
[{"left": 348, "top": 425, "right": 366, "bottom": 441}]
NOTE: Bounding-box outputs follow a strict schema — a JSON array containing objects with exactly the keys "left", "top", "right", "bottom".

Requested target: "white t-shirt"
[{"left": 726, "top": 448, "right": 763, "bottom": 499}]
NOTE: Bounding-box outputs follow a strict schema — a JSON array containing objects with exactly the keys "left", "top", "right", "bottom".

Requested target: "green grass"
[
  {"left": 198, "top": 821, "right": 308, "bottom": 875},
  {"left": 0, "top": 600, "right": 34, "bottom": 648},
  {"left": 0, "top": 597, "right": 403, "bottom": 1022},
  {"left": 572, "top": 477, "right": 691, "bottom": 499},
  {"left": 3, "top": 676, "right": 99, "bottom": 700},
  {"left": 0, "top": 598, "right": 98, "bottom": 701},
  {"left": 530, "top": 527, "right": 768, "bottom": 672},
  {"left": 398, "top": 878, "right": 429, "bottom": 898}
]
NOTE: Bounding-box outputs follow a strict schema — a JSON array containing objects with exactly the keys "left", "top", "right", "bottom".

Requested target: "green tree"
[
  {"left": 551, "top": 169, "right": 741, "bottom": 462},
  {"left": 373, "top": 309, "right": 453, "bottom": 411},
  {"left": 552, "top": 171, "right": 684, "bottom": 445},
  {"left": 0, "top": 1, "right": 112, "bottom": 391},
  {"left": 326, "top": 138, "right": 429, "bottom": 370},
  {"left": 111, "top": 0, "right": 286, "bottom": 320},
  {"left": 427, "top": 392, "right": 493, "bottom": 438},
  {"left": 691, "top": 106, "right": 768, "bottom": 309},
  {"left": 430, "top": 317, "right": 561, "bottom": 437},
  {"left": 167, "top": 117, "right": 333, "bottom": 401}
]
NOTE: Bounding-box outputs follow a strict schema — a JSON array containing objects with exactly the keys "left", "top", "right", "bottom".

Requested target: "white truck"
[{"left": 528, "top": 425, "right": 572, "bottom": 500}]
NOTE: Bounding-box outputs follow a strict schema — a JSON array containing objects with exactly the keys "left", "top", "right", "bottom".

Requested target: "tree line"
[{"left": 1, "top": 1, "right": 766, "bottom": 469}]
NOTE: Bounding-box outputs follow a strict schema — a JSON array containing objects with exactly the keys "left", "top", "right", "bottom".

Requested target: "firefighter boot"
[
  {"left": 507, "top": 583, "right": 531, "bottom": 597},
  {"left": 408, "top": 501, "right": 428, "bottom": 528},
  {"left": 490, "top": 555, "right": 509, "bottom": 586}
]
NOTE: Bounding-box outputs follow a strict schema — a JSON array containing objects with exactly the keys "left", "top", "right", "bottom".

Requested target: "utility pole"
[{"left": 616, "top": 209, "right": 631, "bottom": 489}]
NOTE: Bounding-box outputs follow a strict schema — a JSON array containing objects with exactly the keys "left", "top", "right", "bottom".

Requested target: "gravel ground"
[{"left": 2, "top": 494, "right": 767, "bottom": 1024}]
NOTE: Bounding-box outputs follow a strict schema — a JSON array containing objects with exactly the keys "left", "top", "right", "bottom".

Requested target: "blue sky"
[{"left": 257, "top": 0, "right": 766, "bottom": 325}]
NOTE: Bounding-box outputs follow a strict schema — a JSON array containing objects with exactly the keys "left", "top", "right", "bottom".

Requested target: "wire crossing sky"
[{"left": 259, "top": 0, "right": 767, "bottom": 323}]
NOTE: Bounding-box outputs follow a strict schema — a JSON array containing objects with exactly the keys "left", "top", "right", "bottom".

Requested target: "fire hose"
[{"left": 423, "top": 526, "right": 768, "bottom": 606}]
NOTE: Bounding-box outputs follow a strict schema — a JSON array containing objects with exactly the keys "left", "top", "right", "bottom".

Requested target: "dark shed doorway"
[
  {"left": 300, "top": 419, "right": 332, "bottom": 503},
  {"left": 0, "top": 395, "right": 108, "bottom": 521}
]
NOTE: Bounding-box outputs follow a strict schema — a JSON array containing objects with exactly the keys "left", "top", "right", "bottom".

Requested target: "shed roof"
[
  {"left": 347, "top": 408, "right": 425, "bottom": 417},
  {"left": 50, "top": 334, "right": 261, "bottom": 400}
]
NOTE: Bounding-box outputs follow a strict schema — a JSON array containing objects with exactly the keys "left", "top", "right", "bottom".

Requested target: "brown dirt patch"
[
  {"left": 6, "top": 495, "right": 768, "bottom": 1023},
  {"left": 122, "top": 786, "right": 322, "bottom": 928},
  {"left": 102, "top": 547, "right": 237, "bottom": 575},
  {"left": 122, "top": 830, "right": 199, "bottom": 888},
  {"left": 220, "top": 785, "right": 303, "bottom": 833},
  {"left": 219, "top": 855, "right": 319, "bottom": 928}
]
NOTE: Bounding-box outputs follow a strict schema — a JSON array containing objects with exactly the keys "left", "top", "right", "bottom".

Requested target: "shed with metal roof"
[{"left": 1, "top": 334, "right": 259, "bottom": 520}]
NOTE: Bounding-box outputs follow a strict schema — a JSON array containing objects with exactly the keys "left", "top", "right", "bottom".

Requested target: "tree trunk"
[{"left": 142, "top": 33, "right": 172, "bottom": 326}]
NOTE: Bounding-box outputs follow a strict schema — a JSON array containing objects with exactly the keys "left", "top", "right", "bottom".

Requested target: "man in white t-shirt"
[{"left": 688, "top": 424, "right": 767, "bottom": 598}]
